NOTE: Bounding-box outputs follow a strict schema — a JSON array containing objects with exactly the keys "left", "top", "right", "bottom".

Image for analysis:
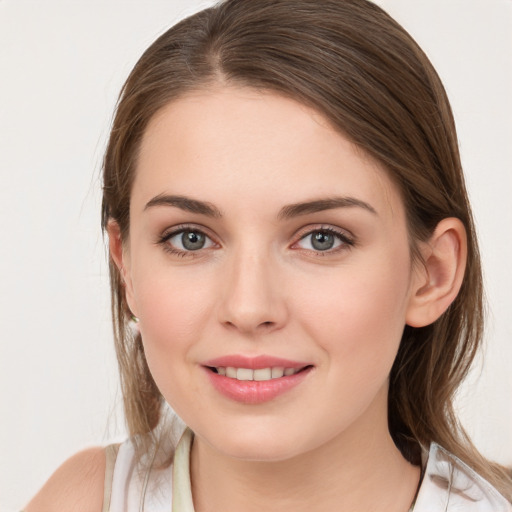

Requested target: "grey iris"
[
  {"left": 312, "top": 231, "right": 335, "bottom": 250},
  {"left": 182, "top": 231, "right": 205, "bottom": 250}
]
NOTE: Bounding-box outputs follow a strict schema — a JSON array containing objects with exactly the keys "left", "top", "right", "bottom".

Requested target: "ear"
[
  {"left": 406, "top": 218, "right": 467, "bottom": 328},
  {"left": 107, "top": 220, "right": 138, "bottom": 318}
]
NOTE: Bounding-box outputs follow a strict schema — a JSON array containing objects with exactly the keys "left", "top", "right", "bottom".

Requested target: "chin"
[{"left": 197, "top": 421, "right": 314, "bottom": 462}]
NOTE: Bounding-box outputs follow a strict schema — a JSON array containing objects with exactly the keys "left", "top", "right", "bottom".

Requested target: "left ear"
[{"left": 406, "top": 218, "right": 467, "bottom": 328}]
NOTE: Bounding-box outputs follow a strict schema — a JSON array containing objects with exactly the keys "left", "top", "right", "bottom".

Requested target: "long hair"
[{"left": 101, "top": 0, "right": 511, "bottom": 498}]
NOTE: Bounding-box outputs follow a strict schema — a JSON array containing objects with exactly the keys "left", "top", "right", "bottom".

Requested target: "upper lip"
[{"left": 202, "top": 354, "right": 311, "bottom": 370}]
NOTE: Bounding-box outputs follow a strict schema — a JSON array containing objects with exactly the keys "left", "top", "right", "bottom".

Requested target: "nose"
[{"left": 217, "top": 247, "right": 288, "bottom": 335}]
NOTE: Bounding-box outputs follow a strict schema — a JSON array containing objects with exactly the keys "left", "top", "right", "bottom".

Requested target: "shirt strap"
[{"left": 102, "top": 443, "right": 120, "bottom": 512}]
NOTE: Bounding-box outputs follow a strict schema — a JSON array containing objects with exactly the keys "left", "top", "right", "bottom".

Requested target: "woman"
[{"left": 25, "top": 0, "right": 512, "bottom": 510}]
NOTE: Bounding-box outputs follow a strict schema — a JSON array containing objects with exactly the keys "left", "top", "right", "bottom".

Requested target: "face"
[{"left": 117, "top": 86, "right": 424, "bottom": 462}]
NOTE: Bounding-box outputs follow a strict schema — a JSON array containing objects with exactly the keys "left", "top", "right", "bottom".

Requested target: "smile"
[
  {"left": 202, "top": 356, "right": 314, "bottom": 404},
  {"left": 209, "top": 366, "right": 304, "bottom": 381}
]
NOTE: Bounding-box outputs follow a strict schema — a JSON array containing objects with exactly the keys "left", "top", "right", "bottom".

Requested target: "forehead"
[{"left": 133, "top": 86, "right": 404, "bottom": 222}]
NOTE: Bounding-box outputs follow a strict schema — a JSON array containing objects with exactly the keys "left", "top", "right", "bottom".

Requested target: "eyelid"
[
  {"left": 157, "top": 223, "right": 220, "bottom": 256},
  {"left": 290, "top": 224, "right": 355, "bottom": 252},
  {"left": 159, "top": 223, "right": 216, "bottom": 240}
]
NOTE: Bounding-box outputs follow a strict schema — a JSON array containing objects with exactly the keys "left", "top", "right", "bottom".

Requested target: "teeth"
[
  {"left": 215, "top": 366, "right": 301, "bottom": 381},
  {"left": 254, "top": 368, "right": 271, "bottom": 381},
  {"left": 271, "top": 367, "right": 284, "bottom": 378},
  {"left": 237, "top": 368, "right": 253, "bottom": 381}
]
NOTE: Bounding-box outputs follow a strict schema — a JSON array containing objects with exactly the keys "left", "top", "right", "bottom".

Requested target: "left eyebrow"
[{"left": 277, "top": 196, "right": 377, "bottom": 220}]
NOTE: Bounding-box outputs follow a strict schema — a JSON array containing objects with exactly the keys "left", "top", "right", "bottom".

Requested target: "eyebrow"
[
  {"left": 144, "top": 194, "right": 222, "bottom": 217},
  {"left": 277, "top": 197, "right": 377, "bottom": 219},
  {"left": 144, "top": 194, "right": 377, "bottom": 219}
]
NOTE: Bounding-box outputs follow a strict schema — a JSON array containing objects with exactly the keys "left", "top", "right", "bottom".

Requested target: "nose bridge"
[{"left": 218, "top": 240, "right": 286, "bottom": 333}]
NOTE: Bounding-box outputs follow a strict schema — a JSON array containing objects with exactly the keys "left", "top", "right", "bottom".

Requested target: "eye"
[
  {"left": 159, "top": 227, "right": 216, "bottom": 255},
  {"left": 295, "top": 228, "right": 353, "bottom": 253}
]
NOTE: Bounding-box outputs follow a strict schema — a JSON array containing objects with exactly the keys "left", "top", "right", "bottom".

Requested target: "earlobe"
[
  {"left": 107, "top": 220, "right": 138, "bottom": 318},
  {"left": 406, "top": 218, "right": 467, "bottom": 328}
]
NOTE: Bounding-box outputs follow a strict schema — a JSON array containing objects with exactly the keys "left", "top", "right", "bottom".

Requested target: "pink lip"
[
  {"left": 203, "top": 354, "right": 309, "bottom": 370},
  {"left": 201, "top": 354, "right": 313, "bottom": 405}
]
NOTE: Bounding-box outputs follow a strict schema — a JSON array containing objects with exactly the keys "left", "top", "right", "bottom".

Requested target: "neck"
[{"left": 190, "top": 391, "right": 421, "bottom": 512}]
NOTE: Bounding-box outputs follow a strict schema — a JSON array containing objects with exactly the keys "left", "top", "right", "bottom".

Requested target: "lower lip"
[{"left": 203, "top": 367, "right": 312, "bottom": 404}]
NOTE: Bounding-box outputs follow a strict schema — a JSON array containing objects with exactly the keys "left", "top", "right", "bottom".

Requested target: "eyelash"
[
  {"left": 157, "top": 224, "right": 217, "bottom": 258},
  {"left": 157, "top": 224, "right": 355, "bottom": 258},
  {"left": 293, "top": 226, "right": 355, "bottom": 256}
]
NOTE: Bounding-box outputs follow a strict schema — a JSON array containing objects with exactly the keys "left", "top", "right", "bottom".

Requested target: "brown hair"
[{"left": 101, "top": 0, "right": 512, "bottom": 498}]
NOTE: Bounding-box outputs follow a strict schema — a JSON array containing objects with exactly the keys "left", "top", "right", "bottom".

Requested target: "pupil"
[
  {"left": 182, "top": 231, "right": 205, "bottom": 250},
  {"left": 312, "top": 231, "right": 334, "bottom": 251}
]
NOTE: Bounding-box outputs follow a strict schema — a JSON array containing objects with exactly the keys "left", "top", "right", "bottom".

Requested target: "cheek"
[
  {"left": 134, "top": 275, "right": 211, "bottom": 415},
  {"left": 298, "top": 256, "right": 412, "bottom": 377},
  {"left": 132, "top": 267, "right": 215, "bottom": 381},
  {"left": 133, "top": 257, "right": 213, "bottom": 331}
]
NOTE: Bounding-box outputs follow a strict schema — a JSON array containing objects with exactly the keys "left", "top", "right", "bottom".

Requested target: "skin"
[
  {"left": 26, "top": 86, "right": 466, "bottom": 511},
  {"left": 24, "top": 447, "right": 105, "bottom": 511},
  {"left": 114, "top": 86, "right": 465, "bottom": 511}
]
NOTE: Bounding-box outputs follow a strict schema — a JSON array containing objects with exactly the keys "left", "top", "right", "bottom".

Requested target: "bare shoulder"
[{"left": 24, "top": 446, "right": 106, "bottom": 512}]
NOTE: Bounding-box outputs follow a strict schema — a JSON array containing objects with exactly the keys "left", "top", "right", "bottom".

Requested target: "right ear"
[{"left": 107, "top": 220, "right": 138, "bottom": 318}]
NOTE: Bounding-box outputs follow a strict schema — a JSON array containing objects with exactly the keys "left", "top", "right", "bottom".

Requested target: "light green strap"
[
  {"left": 102, "top": 443, "right": 120, "bottom": 512},
  {"left": 172, "top": 428, "right": 195, "bottom": 512}
]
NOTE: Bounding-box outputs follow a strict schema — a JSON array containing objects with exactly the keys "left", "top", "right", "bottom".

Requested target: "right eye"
[{"left": 159, "top": 227, "right": 216, "bottom": 256}]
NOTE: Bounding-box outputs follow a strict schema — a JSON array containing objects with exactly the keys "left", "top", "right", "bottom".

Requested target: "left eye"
[
  {"left": 167, "top": 230, "right": 215, "bottom": 251},
  {"left": 296, "top": 230, "right": 348, "bottom": 252}
]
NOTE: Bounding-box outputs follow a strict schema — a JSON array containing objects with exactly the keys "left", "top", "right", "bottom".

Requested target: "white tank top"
[
  {"left": 102, "top": 428, "right": 511, "bottom": 512},
  {"left": 104, "top": 428, "right": 193, "bottom": 512}
]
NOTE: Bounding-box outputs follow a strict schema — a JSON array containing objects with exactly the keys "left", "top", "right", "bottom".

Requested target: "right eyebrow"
[{"left": 144, "top": 194, "right": 223, "bottom": 218}]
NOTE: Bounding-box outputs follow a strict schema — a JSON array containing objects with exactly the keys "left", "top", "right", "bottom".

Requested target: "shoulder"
[{"left": 24, "top": 446, "right": 106, "bottom": 512}]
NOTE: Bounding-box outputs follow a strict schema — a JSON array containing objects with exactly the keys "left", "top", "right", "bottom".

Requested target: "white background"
[{"left": 0, "top": 1, "right": 510, "bottom": 510}]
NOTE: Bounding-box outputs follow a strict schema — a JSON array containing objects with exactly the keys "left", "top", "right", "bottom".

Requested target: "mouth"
[
  {"left": 206, "top": 365, "right": 313, "bottom": 381},
  {"left": 202, "top": 356, "right": 314, "bottom": 404}
]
